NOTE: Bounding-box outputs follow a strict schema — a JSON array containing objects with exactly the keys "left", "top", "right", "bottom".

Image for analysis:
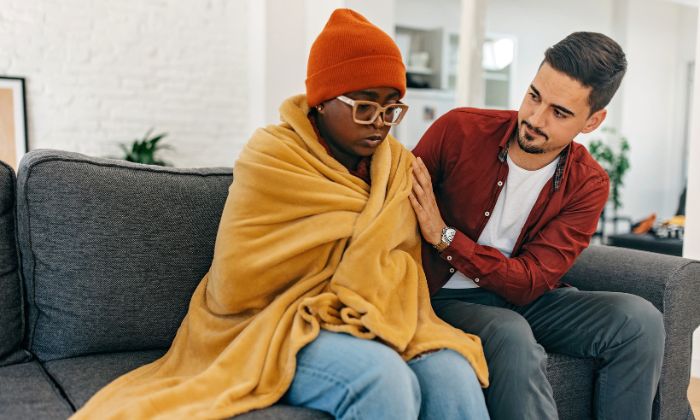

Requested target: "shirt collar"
[{"left": 498, "top": 118, "right": 570, "bottom": 192}]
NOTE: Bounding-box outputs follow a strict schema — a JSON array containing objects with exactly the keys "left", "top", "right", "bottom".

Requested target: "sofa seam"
[
  {"left": 20, "top": 160, "right": 40, "bottom": 353},
  {"left": 657, "top": 259, "right": 700, "bottom": 418},
  {"left": 36, "top": 360, "right": 77, "bottom": 413},
  {"left": 0, "top": 160, "right": 29, "bottom": 363},
  {"left": 23, "top": 153, "right": 232, "bottom": 178}
]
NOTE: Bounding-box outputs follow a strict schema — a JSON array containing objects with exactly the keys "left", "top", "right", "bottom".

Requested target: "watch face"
[{"left": 444, "top": 228, "right": 456, "bottom": 242}]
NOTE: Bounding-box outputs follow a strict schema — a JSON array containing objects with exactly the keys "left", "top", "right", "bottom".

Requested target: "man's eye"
[
  {"left": 529, "top": 92, "right": 540, "bottom": 102},
  {"left": 553, "top": 109, "right": 566, "bottom": 119}
]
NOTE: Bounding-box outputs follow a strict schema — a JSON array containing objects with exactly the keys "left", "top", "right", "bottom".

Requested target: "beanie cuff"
[{"left": 306, "top": 55, "right": 406, "bottom": 106}]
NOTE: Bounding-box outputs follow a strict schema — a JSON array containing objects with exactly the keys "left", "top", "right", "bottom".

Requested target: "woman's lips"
[{"left": 362, "top": 135, "right": 384, "bottom": 147}]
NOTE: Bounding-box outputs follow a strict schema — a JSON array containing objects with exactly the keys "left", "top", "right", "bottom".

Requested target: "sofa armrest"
[{"left": 562, "top": 244, "right": 700, "bottom": 419}]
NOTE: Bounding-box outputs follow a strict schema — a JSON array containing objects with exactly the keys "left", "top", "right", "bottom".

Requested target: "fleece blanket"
[{"left": 73, "top": 95, "right": 488, "bottom": 419}]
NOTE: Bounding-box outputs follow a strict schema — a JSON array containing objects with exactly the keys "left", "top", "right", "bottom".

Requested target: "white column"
[
  {"left": 455, "top": 0, "right": 486, "bottom": 107},
  {"left": 247, "top": 0, "right": 267, "bottom": 134},
  {"left": 685, "top": 4, "right": 700, "bottom": 261},
  {"left": 685, "top": 2, "right": 700, "bottom": 379}
]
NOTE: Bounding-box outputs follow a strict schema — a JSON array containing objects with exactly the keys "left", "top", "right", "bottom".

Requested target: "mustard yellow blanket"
[{"left": 73, "top": 95, "right": 488, "bottom": 419}]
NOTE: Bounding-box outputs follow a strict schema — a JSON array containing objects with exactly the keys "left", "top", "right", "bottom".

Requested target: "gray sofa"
[{"left": 1, "top": 150, "right": 698, "bottom": 420}]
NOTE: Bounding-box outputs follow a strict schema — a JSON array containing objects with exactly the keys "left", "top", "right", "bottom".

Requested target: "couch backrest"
[
  {"left": 16, "top": 150, "right": 232, "bottom": 361},
  {"left": 0, "top": 160, "right": 29, "bottom": 366}
]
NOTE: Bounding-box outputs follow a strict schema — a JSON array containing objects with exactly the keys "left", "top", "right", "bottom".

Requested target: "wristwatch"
[{"left": 434, "top": 226, "right": 456, "bottom": 252}]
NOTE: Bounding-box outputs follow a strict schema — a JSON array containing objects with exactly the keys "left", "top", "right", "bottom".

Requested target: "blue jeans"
[{"left": 282, "top": 330, "right": 489, "bottom": 420}]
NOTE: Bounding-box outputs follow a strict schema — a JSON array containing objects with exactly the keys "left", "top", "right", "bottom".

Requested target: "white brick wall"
[{"left": 0, "top": 0, "right": 250, "bottom": 168}]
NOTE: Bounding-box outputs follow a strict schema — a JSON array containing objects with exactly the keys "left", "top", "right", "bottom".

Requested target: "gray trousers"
[{"left": 432, "top": 286, "right": 665, "bottom": 420}]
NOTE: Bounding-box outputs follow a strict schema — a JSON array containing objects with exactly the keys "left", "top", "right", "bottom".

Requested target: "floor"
[{"left": 689, "top": 378, "right": 700, "bottom": 416}]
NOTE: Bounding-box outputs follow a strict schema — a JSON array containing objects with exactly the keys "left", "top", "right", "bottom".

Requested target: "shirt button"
[
  {"left": 484, "top": 211, "right": 490, "bottom": 217},
  {"left": 474, "top": 277, "right": 480, "bottom": 283},
  {"left": 449, "top": 268, "right": 455, "bottom": 273},
  {"left": 446, "top": 255, "right": 453, "bottom": 261},
  {"left": 497, "top": 181, "right": 503, "bottom": 187}
]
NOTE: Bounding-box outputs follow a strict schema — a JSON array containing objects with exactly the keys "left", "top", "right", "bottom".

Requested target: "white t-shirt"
[{"left": 443, "top": 154, "right": 559, "bottom": 289}]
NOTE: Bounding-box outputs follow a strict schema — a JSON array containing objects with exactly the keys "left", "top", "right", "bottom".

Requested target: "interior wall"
[
  {"left": 618, "top": 0, "right": 696, "bottom": 222},
  {"left": 0, "top": 0, "right": 250, "bottom": 168},
  {"left": 483, "top": 0, "right": 695, "bottom": 224},
  {"left": 395, "top": 0, "right": 462, "bottom": 33},
  {"left": 484, "top": 0, "right": 614, "bottom": 110}
]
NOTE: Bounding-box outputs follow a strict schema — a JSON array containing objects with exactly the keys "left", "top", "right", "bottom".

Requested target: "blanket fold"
[{"left": 73, "top": 95, "right": 488, "bottom": 420}]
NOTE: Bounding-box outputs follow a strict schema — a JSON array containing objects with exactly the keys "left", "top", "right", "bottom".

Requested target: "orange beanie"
[{"left": 306, "top": 9, "right": 406, "bottom": 107}]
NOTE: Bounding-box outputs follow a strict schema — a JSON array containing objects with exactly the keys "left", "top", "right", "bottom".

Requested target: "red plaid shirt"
[{"left": 413, "top": 108, "right": 609, "bottom": 306}]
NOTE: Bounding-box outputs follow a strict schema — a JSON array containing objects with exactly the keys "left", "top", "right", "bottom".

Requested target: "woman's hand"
[{"left": 409, "top": 157, "right": 446, "bottom": 246}]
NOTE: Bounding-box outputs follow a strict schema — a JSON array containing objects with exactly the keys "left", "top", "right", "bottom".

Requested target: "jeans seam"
[
  {"left": 294, "top": 365, "right": 360, "bottom": 420},
  {"left": 407, "top": 349, "right": 447, "bottom": 366}
]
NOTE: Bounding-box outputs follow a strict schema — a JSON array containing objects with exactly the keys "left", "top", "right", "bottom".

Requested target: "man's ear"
[{"left": 581, "top": 108, "right": 607, "bottom": 134}]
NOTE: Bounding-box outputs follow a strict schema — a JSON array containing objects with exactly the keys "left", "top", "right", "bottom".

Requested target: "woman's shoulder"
[{"left": 243, "top": 123, "right": 308, "bottom": 158}]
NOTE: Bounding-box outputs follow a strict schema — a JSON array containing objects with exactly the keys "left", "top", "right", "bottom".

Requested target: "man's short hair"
[{"left": 543, "top": 32, "right": 627, "bottom": 114}]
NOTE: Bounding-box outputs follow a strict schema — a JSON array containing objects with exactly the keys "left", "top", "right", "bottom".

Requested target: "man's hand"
[{"left": 409, "top": 157, "right": 446, "bottom": 245}]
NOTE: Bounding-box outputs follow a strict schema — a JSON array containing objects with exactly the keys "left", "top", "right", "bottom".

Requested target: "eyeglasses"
[{"left": 336, "top": 95, "right": 409, "bottom": 126}]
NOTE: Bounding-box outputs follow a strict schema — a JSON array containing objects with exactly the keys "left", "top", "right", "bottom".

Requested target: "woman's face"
[{"left": 315, "top": 87, "right": 401, "bottom": 169}]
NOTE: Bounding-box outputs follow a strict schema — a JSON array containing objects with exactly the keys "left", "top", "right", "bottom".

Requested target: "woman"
[{"left": 74, "top": 9, "right": 489, "bottom": 420}]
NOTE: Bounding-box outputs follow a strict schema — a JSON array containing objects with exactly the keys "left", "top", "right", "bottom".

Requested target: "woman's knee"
[
  {"left": 409, "top": 350, "right": 489, "bottom": 419},
  {"left": 365, "top": 344, "right": 421, "bottom": 399},
  {"left": 409, "top": 349, "right": 482, "bottom": 391},
  {"left": 296, "top": 331, "right": 421, "bottom": 416}
]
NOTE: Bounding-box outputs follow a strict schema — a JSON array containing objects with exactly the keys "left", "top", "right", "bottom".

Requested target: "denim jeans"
[
  {"left": 432, "top": 286, "right": 665, "bottom": 420},
  {"left": 282, "top": 330, "right": 489, "bottom": 420}
]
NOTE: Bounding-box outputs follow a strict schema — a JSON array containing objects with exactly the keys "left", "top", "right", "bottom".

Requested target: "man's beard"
[{"left": 517, "top": 121, "right": 548, "bottom": 154}]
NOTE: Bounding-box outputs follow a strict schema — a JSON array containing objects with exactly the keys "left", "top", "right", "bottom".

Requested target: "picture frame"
[{"left": 0, "top": 76, "right": 28, "bottom": 170}]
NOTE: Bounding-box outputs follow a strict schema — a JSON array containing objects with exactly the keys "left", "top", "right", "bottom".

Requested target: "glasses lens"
[
  {"left": 384, "top": 105, "right": 405, "bottom": 124},
  {"left": 354, "top": 102, "right": 379, "bottom": 123}
]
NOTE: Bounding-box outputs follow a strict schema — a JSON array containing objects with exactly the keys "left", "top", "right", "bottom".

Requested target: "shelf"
[{"left": 406, "top": 66, "right": 434, "bottom": 75}]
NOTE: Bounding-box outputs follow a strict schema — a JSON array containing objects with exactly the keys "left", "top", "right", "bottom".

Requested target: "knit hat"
[{"left": 306, "top": 9, "right": 406, "bottom": 107}]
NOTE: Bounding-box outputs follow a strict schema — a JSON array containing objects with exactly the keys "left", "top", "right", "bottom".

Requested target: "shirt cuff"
[{"left": 439, "top": 229, "right": 475, "bottom": 263}]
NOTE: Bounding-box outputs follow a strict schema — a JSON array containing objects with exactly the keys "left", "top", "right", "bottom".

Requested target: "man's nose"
[{"left": 529, "top": 105, "right": 546, "bottom": 128}]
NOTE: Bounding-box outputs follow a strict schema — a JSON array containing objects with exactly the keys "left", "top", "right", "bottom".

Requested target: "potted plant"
[
  {"left": 587, "top": 127, "right": 630, "bottom": 235},
  {"left": 119, "top": 129, "right": 172, "bottom": 166}
]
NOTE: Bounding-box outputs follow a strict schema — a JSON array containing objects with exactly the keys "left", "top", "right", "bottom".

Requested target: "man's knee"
[
  {"left": 610, "top": 294, "right": 665, "bottom": 356},
  {"left": 483, "top": 312, "right": 547, "bottom": 376},
  {"left": 487, "top": 313, "right": 540, "bottom": 351}
]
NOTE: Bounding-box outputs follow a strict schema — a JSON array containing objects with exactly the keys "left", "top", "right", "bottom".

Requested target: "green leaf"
[{"left": 117, "top": 129, "right": 173, "bottom": 166}]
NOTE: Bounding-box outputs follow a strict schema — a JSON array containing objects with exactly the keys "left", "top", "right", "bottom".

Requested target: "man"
[{"left": 409, "top": 32, "right": 664, "bottom": 420}]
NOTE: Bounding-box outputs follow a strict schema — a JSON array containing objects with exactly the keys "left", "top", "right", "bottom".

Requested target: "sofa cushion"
[
  {"left": 43, "top": 349, "right": 166, "bottom": 409},
  {"left": 40, "top": 342, "right": 588, "bottom": 419},
  {"left": 43, "top": 349, "right": 592, "bottom": 419},
  {"left": 43, "top": 350, "right": 331, "bottom": 419},
  {"left": 0, "top": 160, "right": 29, "bottom": 366},
  {"left": 16, "top": 150, "right": 233, "bottom": 361},
  {"left": 234, "top": 405, "right": 333, "bottom": 419},
  {"left": 0, "top": 361, "right": 73, "bottom": 419}
]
